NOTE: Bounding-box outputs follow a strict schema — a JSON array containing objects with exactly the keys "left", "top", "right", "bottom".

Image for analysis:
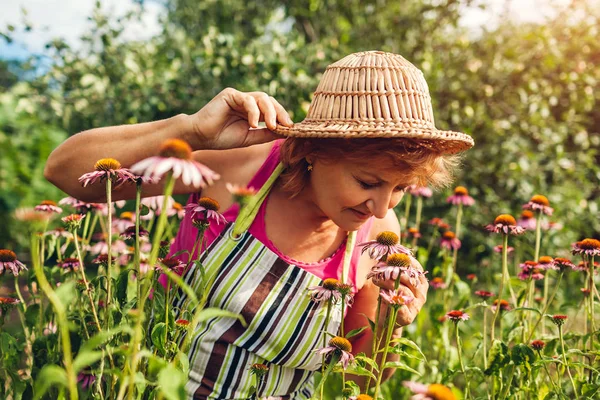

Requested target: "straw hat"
[{"left": 273, "top": 50, "right": 474, "bottom": 154}]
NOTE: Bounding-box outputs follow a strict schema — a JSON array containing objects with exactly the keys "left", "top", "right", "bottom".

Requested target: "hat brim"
[{"left": 272, "top": 120, "right": 474, "bottom": 154}]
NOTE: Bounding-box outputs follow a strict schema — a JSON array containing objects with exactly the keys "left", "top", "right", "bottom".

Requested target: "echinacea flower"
[
  {"left": 226, "top": 183, "right": 257, "bottom": 207},
  {"left": 406, "top": 227, "right": 421, "bottom": 239},
  {"left": 537, "top": 256, "right": 557, "bottom": 271},
  {"left": 34, "top": 200, "right": 62, "bottom": 214},
  {"left": 186, "top": 197, "right": 227, "bottom": 225},
  {"left": 59, "top": 257, "right": 81, "bottom": 272},
  {"left": 316, "top": 336, "right": 354, "bottom": 369},
  {"left": 446, "top": 186, "right": 475, "bottom": 206},
  {"left": 440, "top": 231, "right": 461, "bottom": 251},
  {"left": 336, "top": 283, "right": 355, "bottom": 307},
  {"left": 445, "top": 310, "right": 469, "bottom": 323},
  {"left": 62, "top": 214, "right": 86, "bottom": 230},
  {"left": 554, "top": 257, "right": 576, "bottom": 271},
  {"left": 571, "top": 238, "right": 600, "bottom": 257},
  {"left": 522, "top": 194, "right": 553, "bottom": 216},
  {"left": 248, "top": 363, "right": 269, "bottom": 378},
  {"left": 172, "top": 202, "right": 185, "bottom": 219},
  {"left": 358, "top": 231, "right": 411, "bottom": 260},
  {"left": 550, "top": 314, "right": 568, "bottom": 326},
  {"left": 486, "top": 214, "right": 525, "bottom": 235},
  {"left": 0, "top": 297, "right": 21, "bottom": 313},
  {"left": 403, "top": 381, "right": 457, "bottom": 400},
  {"left": 14, "top": 207, "right": 52, "bottom": 223},
  {"left": 367, "top": 253, "right": 424, "bottom": 287},
  {"left": 408, "top": 185, "right": 432, "bottom": 198},
  {"left": 581, "top": 288, "right": 591, "bottom": 297},
  {"left": 428, "top": 218, "right": 448, "bottom": 229},
  {"left": 517, "top": 262, "right": 544, "bottom": 281},
  {"left": 493, "top": 245, "right": 514, "bottom": 253},
  {"left": 0, "top": 250, "right": 27, "bottom": 276},
  {"left": 120, "top": 226, "right": 149, "bottom": 240},
  {"left": 157, "top": 257, "right": 186, "bottom": 274},
  {"left": 78, "top": 158, "right": 137, "bottom": 187},
  {"left": 491, "top": 299, "right": 511, "bottom": 312},
  {"left": 348, "top": 395, "right": 373, "bottom": 400},
  {"left": 113, "top": 211, "right": 135, "bottom": 232},
  {"left": 475, "top": 290, "right": 494, "bottom": 299},
  {"left": 307, "top": 278, "right": 342, "bottom": 303},
  {"left": 379, "top": 289, "right": 414, "bottom": 307},
  {"left": 92, "top": 254, "right": 109, "bottom": 267},
  {"left": 43, "top": 322, "right": 57, "bottom": 336},
  {"left": 130, "top": 139, "right": 219, "bottom": 188},
  {"left": 530, "top": 340, "right": 545, "bottom": 351},
  {"left": 77, "top": 371, "right": 96, "bottom": 390},
  {"left": 517, "top": 210, "right": 537, "bottom": 230},
  {"left": 429, "top": 277, "right": 447, "bottom": 289},
  {"left": 175, "top": 319, "right": 190, "bottom": 329}
]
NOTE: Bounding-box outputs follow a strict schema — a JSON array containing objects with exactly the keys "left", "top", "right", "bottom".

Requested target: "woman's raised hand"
[{"left": 189, "top": 88, "right": 294, "bottom": 150}]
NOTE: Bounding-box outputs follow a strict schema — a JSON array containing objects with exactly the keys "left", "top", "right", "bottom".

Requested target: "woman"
[{"left": 45, "top": 51, "right": 473, "bottom": 399}]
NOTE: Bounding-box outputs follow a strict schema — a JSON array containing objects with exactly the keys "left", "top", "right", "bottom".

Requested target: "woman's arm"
[{"left": 44, "top": 88, "right": 292, "bottom": 202}]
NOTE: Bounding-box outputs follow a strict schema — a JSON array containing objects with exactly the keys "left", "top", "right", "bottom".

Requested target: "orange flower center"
[
  {"left": 446, "top": 310, "right": 465, "bottom": 319},
  {"left": 427, "top": 383, "right": 457, "bottom": 400},
  {"left": 386, "top": 253, "right": 412, "bottom": 267},
  {"left": 520, "top": 210, "right": 534, "bottom": 219},
  {"left": 530, "top": 194, "right": 550, "bottom": 206},
  {"left": 538, "top": 256, "right": 553, "bottom": 264},
  {"left": 198, "top": 197, "right": 220, "bottom": 211},
  {"left": 356, "top": 395, "right": 373, "bottom": 400},
  {"left": 442, "top": 231, "right": 456, "bottom": 240},
  {"left": 120, "top": 211, "right": 134, "bottom": 221},
  {"left": 431, "top": 277, "right": 444, "bottom": 284},
  {"left": 376, "top": 231, "right": 399, "bottom": 246},
  {"left": 494, "top": 214, "right": 517, "bottom": 226},
  {"left": 454, "top": 186, "right": 468, "bottom": 196},
  {"left": 322, "top": 278, "right": 340, "bottom": 290},
  {"left": 40, "top": 200, "right": 57, "bottom": 206},
  {"left": 579, "top": 238, "right": 600, "bottom": 250},
  {"left": 173, "top": 202, "right": 183, "bottom": 211},
  {"left": 0, "top": 249, "right": 17, "bottom": 262},
  {"left": 554, "top": 257, "right": 571, "bottom": 265},
  {"left": 524, "top": 261, "right": 537, "bottom": 267},
  {"left": 159, "top": 139, "right": 192, "bottom": 159},
  {"left": 94, "top": 158, "right": 121, "bottom": 171},
  {"left": 329, "top": 336, "right": 352, "bottom": 352},
  {"left": 408, "top": 227, "right": 420, "bottom": 234}
]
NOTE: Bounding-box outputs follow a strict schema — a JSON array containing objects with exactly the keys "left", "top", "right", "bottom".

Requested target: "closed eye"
[{"left": 355, "top": 176, "right": 406, "bottom": 192}]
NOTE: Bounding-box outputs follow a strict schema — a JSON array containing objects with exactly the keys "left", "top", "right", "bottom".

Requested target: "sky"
[{"left": 0, "top": 0, "right": 572, "bottom": 61}]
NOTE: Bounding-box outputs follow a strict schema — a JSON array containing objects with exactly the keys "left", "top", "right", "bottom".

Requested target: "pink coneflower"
[
  {"left": 46, "top": 228, "right": 73, "bottom": 239},
  {"left": 406, "top": 227, "right": 422, "bottom": 239},
  {"left": 522, "top": 195, "right": 553, "bottom": 216},
  {"left": 537, "top": 256, "right": 557, "bottom": 271},
  {"left": 517, "top": 262, "right": 544, "bottom": 281},
  {"left": 34, "top": 200, "right": 62, "bottom": 214},
  {"left": 157, "top": 257, "right": 186, "bottom": 274},
  {"left": 78, "top": 158, "right": 137, "bottom": 187},
  {"left": 185, "top": 197, "right": 227, "bottom": 225},
  {"left": 358, "top": 231, "right": 411, "bottom": 260},
  {"left": 0, "top": 297, "right": 21, "bottom": 315},
  {"left": 446, "top": 186, "right": 475, "bottom": 206},
  {"left": 571, "top": 238, "right": 600, "bottom": 257},
  {"left": 531, "top": 340, "right": 545, "bottom": 351},
  {"left": 315, "top": 336, "right": 354, "bottom": 369},
  {"left": 307, "top": 278, "right": 342, "bottom": 303},
  {"left": 475, "top": 290, "right": 494, "bottom": 299},
  {"left": 89, "top": 235, "right": 127, "bottom": 256},
  {"left": 248, "top": 363, "right": 269, "bottom": 378},
  {"left": 403, "top": 381, "right": 457, "bottom": 400},
  {"left": 77, "top": 371, "right": 96, "bottom": 390},
  {"left": 43, "top": 322, "right": 57, "bottom": 336},
  {"left": 517, "top": 210, "right": 537, "bottom": 230},
  {"left": 581, "top": 288, "right": 591, "bottom": 297},
  {"left": 120, "top": 226, "right": 149, "bottom": 240},
  {"left": 113, "top": 211, "right": 135, "bottom": 232},
  {"left": 14, "top": 207, "right": 52, "bottom": 223},
  {"left": 130, "top": 139, "right": 219, "bottom": 189},
  {"left": 0, "top": 250, "right": 27, "bottom": 276},
  {"left": 550, "top": 314, "right": 568, "bottom": 326},
  {"left": 61, "top": 214, "right": 86, "bottom": 230},
  {"left": 493, "top": 245, "right": 514, "bottom": 253},
  {"left": 408, "top": 185, "right": 433, "bottom": 198},
  {"left": 440, "top": 231, "right": 461, "bottom": 251},
  {"left": 428, "top": 218, "right": 448, "bottom": 229},
  {"left": 59, "top": 257, "right": 81, "bottom": 272},
  {"left": 466, "top": 273, "right": 477, "bottom": 281},
  {"left": 172, "top": 202, "right": 185, "bottom": 219},
  {"left": 491, "top": 299, "right": 511, "bottom": 312},
  {"left": 551, "top": 257, "right": 574, "bottom": 271},
  {"left": 336, "top": 283, "right": 355, "bottom": 307},
  {"left": 429, "top": 277, "right": 447, "bottom": 290},
  {"left": 366, "top": 254, "right": 424, "bottom": 286},
  {"left": 140, "top": 195, "right": 177, "bottom": 221},
  {"left": 226, "top": 183, "right": 257, "bottom": 206},
  {"left": 445, "top": 310, "right": 469, "bottom": 322},
  {"left": 486, "top": 214, "right": 525, "bottom": 235},
  {"left": 379, "top": 289, "right": 414, "bottom": 307}
]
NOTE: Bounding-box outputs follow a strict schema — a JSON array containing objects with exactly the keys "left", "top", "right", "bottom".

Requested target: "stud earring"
[{"left": 306, "top": 158, "right": 313, "bottom": 172}]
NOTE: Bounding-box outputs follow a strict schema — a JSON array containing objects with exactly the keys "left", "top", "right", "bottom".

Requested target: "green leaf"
[
  {"left": 161, "top": 263, "right": 198, "bottom": 304},
  {"left": 34, "top": 365, "right": 68, "bottom": 399},
  {"left": 485, "top": 340, "right": 510, "bottom": 376},
  {"left": 333, "top": 362, "right": 376, "bottom": 379},
  {"left": 73, "top": 350, "right": 104, "bottom": 373},
  {"left": 390, "top": 337, "right": 427, "bottom": 363},
  {"left": 354, "top": 353, "right": 379, "bottom": 372},
  {"left": 511, "top": 343, "right": 535, "bottom": 367},
  {"left": 345, "top": 326, "right": 367, "bottom": 339},
  {"left": 359, "top": 313, "right": 376, "bottom": 333},
  {"left": 157, "top": 364, "right": 187, "bottom": 400},
  {"left": 80, "top": 325, "right": 133, "bottom": 353},
  {"left": 343, "top": 380, "right": 361, "bottom": 397},
  {"left": 382, "top": 361, "right": 421, "bottom": 375},
  {"left": 115, "top": 268, "right": 130, "bottom": 306},
  {"left": 152, "top": 322, "right": 167, "bottom": 353},
  {"left": 54, "top": 281, "right": 76, "bottom": 308},
  {"left": 504, "top": 307, "right": 542, "bottom": 317},
  {"left": 192, "top": 307, "right": 247, "bottom": 327}
]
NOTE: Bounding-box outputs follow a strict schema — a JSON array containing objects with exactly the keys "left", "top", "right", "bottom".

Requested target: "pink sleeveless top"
[{"left": 168, "top": 139, "right": 374, "bottom": 289}]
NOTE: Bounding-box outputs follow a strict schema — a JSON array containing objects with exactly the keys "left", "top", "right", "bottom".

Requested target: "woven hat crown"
[{"left": 274, "top": 50, "right": 474, "bottom": 154}]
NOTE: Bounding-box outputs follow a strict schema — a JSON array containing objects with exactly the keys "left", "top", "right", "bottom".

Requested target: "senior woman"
[{"left": 45, "top": 51, "right": 473, "bottom": 399}]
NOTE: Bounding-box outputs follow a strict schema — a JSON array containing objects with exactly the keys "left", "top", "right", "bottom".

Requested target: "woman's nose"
[{"left": 366, "top": 190, "right": 403, "bottom": 219}]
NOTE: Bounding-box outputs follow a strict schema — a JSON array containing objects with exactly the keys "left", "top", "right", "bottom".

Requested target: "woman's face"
[{"left": 307, "top": 156, "right": 411, "bottom": 231}]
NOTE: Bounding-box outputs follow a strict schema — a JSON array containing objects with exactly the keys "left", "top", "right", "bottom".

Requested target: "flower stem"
[
  {"left": 365, "top": 295, "right": 382, "bottom": 392},
  {"left": 589, "top": 255, "right": 596, "bottom": 356},
  {"left": 455, "top": 322, "right": 471, "bottom": 399},
  {"left": 491, "top": 234, "right": 508, "bottom": 342},
  {"left": 527, "top": 271, "right": 564, "bottom": 343},
  {"left": 373, "top": 306, "right": 398, "bottom": 400},
  {"left": 483, "top": 308, "right": 488, "bottom": 369},
  {"left": 559, "top": 324, "right": 579, "bottom": 397},
  {"left": 134, "top": 184, "right": 142, "bottom": 303},
  {"left": 537, "top": 350, "right": 560, "bottom": 394},
  {"left": 320, "top": 299, "right": 333, "bottom": 400},
  {"left": 72, "top": 229, "right": 102, "bottom": 331},
  {"left": 105, "top": 178, "right": 113, "bottom": 328},
  {"left": 31, "top": 235, "right": 78, "bottom": 400},
  {"left": 451, "top": 203, "right": 463, "bottom": 272}
]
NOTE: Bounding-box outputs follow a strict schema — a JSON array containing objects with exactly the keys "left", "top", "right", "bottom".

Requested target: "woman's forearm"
[{"left": 44, "top": 114, "right": 195, "bottom": 202}]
